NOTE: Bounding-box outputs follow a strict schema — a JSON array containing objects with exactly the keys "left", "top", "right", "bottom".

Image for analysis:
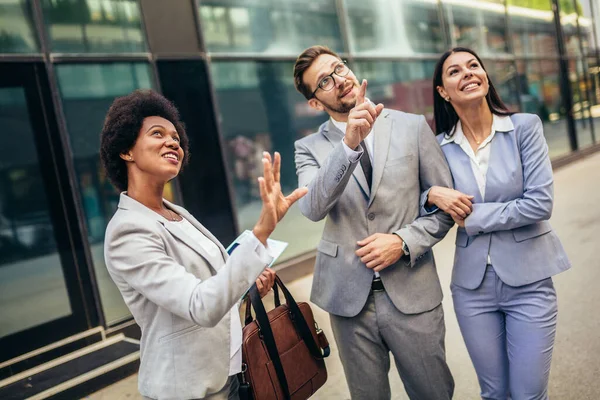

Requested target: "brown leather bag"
[{"left": 238, "top": 276, "right": 330, "bottom": 400}]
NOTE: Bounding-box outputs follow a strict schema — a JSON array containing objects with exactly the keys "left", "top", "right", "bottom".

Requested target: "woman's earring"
[
  {"left": 128, "top": 156, "right": 133, "bottom": 160},
  {"left": 445, "top": 96, "right": 450, "bottom": 102}
]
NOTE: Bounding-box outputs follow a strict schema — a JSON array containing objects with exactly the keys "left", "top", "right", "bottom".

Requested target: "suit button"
[{"left": 367, "top": 213, "right": 375, "bottom": 221}]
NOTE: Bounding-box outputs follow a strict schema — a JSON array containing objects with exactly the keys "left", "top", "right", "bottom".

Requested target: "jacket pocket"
[
  {"left": 158, "top": 324, "right": 205, "bottom": 343},
  {"left": 317, "top": 239, "right": 338, "bottom": 257},
  {"left": 455, "top": 230, "right": 470, "bottom": 247},
  {"left": 512, "top": 221, "right": 553, "bottom": 242}
]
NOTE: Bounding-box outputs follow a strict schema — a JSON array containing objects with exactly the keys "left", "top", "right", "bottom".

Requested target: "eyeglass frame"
[{"left": 310, "top": 60, "right": 350, "bottom": 99}]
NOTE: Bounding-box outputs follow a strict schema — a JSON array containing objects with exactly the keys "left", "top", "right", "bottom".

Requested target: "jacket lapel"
[
  {"left": 323, "top": 120, "right": 370, "bottom": 198},
  {"left": 368, "top": 111, "right": 392, "bottom": 207},
  {"left": 443, "top": 144, "right": 484, "bottom": 204},
  {"left": 165, "top": 200, "right": 228, "bottom": 260},
  {"left": 117, "top": 193, "right": 226, "bottom": 273}
]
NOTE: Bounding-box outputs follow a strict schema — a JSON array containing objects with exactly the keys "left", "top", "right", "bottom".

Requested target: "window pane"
[
  {"left": 0, "top": 0, "right": 38, "bottom": 53},
  {"left": 559, "top": 0, "right": 582, "bottom": 56},
  {"left": 198, "top": 0, "right": 343, "bottom": 54},
  {"left": 344, "top": 0, "right": 445, "bottom": 55},
  {"left": 587, "top": 56, "right": 600, "bottom": 145},
  {"left": 354, "top": 60, "right": 436, "bottom": 124},
  {"left": 507, "top": 0, "right": 558, "bottom": 55},
  {"left": 56, "top": 63, "right": 154, "bottom": 324},
  {"left": 576, "top": 0, "right": 596, "bottom": 55},
  {"left": 442, "top": 0, "right": 508, "bottom": 55},
  {"left": 211, "top": 61, "right": 326, "bottom": 262},
  {"left": 569, "top": 58, "right": 595, "bottom": 148},
  {"left": 41, "top": 0, "right": 146, "bottom": 53},
  {"left": 516, "top": 60, "right": 571, "bottom": 158},
  {"left": 484, "top": 60, "right": 520, "bottom": 112},
  {"left": 0, "top": 87, "right": 71, "bottom": 337}
]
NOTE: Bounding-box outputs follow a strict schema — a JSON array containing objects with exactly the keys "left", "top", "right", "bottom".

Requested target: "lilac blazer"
[{"left": 437, "top": 113, "right": 570, "bottom": 289}]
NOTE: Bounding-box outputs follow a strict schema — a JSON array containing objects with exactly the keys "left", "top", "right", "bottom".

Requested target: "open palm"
[{"left": 252, "top": 152, "right": 308, "bottom": 244}]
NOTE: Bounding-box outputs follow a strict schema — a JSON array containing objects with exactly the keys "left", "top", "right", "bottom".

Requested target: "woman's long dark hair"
[{"left": 432, "top": 47, "right": 512, "bottom": 136}]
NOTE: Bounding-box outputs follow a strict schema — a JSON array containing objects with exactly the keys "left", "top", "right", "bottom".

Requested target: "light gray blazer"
[
  {"left": 294, "top": 110, "right": 454, "bottom": 317},
  {"left": 437, "top": 113, "right": 571, "bottom": 289},
  {"left": 104, "top": 193, "right": 270, "bottom": 400}
]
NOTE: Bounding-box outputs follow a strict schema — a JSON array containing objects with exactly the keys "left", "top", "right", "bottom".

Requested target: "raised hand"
[
  {"left": 344, "top": 79, "right": 384, "bottom": 150},
  {"left": 252, "top": 152, "right": 308, "bottom": 245}
]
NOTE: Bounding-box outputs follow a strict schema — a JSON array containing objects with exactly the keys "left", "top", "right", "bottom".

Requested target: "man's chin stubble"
[{"left": 324, "top": 99, "right": 355, "bottom": 114}]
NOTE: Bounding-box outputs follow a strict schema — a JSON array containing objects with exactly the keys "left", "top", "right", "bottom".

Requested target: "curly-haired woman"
[{"left": 100, "top": 89, "right": 307, "bottom": 400}]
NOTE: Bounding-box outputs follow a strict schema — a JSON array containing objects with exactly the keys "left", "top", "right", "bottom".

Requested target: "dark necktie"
[{"left": 359, "top": 141, "right": 373, "bottom": 189}]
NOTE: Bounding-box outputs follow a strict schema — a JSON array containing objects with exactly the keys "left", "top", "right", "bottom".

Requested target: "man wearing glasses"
[{"left": 293, "top": 46, "right": 455, "bottom": 399}]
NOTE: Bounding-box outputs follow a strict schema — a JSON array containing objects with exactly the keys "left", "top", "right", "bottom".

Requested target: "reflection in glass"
[
  {"left": 484, "top": 60, "right": 520, "bottom": 113},
  {"left": 211, "top": 61, "right": 326, "bottom": 261},
  {"left": 41, "top": 0, "right": 146, "bottom": 53},
  {"left": 569, "top": 58, "right": 596, "bottom": 148},
  {"left": 354, "top": 61, "right": 437, "bottom": 124},
  {"left": 575, "top": 0, "right": 595, "bottom": 54},
  {"left": 199, "top": 0, "right": 343, "bottom": 54},
  {"left": 56, "top": 63, "right": 154, "bottom": 324},
  {"left": 516, "top": 60, "right": 571, "bottom": 158},
  {"left": 0, "top": 0, "right": 38, "bottom": 53},
  {"left": 0, "top": 88, "right": 71, "bottom": 338},
  {"left": 558, "top": 0, "right": 583, "bottom": 56},
  {"left": 507, "top": 0, "right": 558, "bottom": 55},
  {"left": 442, "top": 0, "right": 508, "bottom": 55},
  {"left": 344, "top": 0, "right": 444, "bottom": 55}
]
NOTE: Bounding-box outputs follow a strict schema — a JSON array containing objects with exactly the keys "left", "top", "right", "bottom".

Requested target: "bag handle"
[
  {"left": 243, "top": 279, "right": 281, "bottom": 325},
  {"left": 245, "top": 276, "right": 326, "bottom": 359},
  {"left": 249, "top": 283, "right": 291, "bottom": 399}
]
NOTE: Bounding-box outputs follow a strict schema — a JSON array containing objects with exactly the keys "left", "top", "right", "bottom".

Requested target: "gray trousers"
[
  {"left": 452, "top": 266, "right": 557, "bottom": 400},
  {"left": 329, "top": 290, "right": 454, "bottom": 400}
]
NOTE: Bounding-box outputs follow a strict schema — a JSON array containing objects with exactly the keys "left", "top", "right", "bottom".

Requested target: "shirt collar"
[{"left": 440, "top": 114, "right": 514, "bottom": 146}]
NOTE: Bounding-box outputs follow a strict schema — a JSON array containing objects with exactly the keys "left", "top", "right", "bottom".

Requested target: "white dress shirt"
[
  {"left": 440, "top": 114, "right": 515, "bottom": 264},
  {"left": 167, "top": 217, "right": 252, "bottom": 376},
  {"left": 331, "top": 117, "right": 374, "bottom": 165},
  {"left": 331, "top": 112, "right": 379, "bottom": 277}
]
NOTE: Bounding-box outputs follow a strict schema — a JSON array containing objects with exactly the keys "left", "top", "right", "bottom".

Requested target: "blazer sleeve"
[
  {"left": 295, "top": 139, "right": 360, "bottom": 221},
  {"left": 105, "top": 220, "right": 271, "bottom": 327},
  {"left": 465, "top": 115, "right": 553, "bottom": 235},
  {"left": 395, "top": 116, "right": 455, "bottom": 267}
]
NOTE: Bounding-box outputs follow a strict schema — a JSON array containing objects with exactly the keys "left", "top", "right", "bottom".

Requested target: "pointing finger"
[{"left": 357, "top": 79, "right": 367, "bottom": 105}]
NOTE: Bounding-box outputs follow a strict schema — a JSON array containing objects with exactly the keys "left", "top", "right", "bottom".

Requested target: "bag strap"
[
  {"left": 273, "top": 276, "right": 325, "bottom": 360},
  {"left": 249, "top": 284, "right": 291, "bottom": 399}
]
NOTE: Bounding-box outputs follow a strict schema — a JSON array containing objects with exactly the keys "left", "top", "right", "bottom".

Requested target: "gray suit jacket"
[
  {"left": 104, "top": 193, "right": 271, "bottom": 400},
  {"left": 438, "top": 113, "right": 571, "bottom": 289},
  {"left": 294, "top": 110, "right": 454, "bottom": 317}
]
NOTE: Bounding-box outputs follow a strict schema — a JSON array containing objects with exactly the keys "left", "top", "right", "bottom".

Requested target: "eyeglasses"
[{"left": 310, "top": 61, "right": 350, "bottom": 99}]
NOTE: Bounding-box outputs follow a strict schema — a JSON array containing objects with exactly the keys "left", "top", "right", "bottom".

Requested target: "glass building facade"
[{"left": 0, "top": 0, "right": 599, "bottom": 365}]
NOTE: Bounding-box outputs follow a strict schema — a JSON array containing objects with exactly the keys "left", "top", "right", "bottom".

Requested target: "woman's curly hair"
[{"left": 100, "top": 89, "right": 189, "bottom": 192}]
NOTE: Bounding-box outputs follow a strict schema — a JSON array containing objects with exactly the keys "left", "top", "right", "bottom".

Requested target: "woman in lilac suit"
[{"left": 425, "top": 47, "right": 571, "bottom": 399}]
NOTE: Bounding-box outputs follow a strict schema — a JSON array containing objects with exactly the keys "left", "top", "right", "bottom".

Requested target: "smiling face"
[
  {"left": 304, "top": 54, "right": 361, "bottom": 117},
  {"left": 437, "top": 51, "right": 490, "bottom": 109},
  {"left": 120, "top": 116, "right": 184, "bottom": 187}
]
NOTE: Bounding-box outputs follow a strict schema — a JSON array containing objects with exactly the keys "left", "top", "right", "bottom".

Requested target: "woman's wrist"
[
  {"left": 252, "top": 226, "right": 269, "bottom": 246},
  {"left": 427, "top": 186, "right": 439, "bottom": 207}
]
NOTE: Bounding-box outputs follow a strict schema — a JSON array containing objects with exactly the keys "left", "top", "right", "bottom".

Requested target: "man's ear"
[{"left": 308, "top": 98, "right": 324, "bottom": 112}]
